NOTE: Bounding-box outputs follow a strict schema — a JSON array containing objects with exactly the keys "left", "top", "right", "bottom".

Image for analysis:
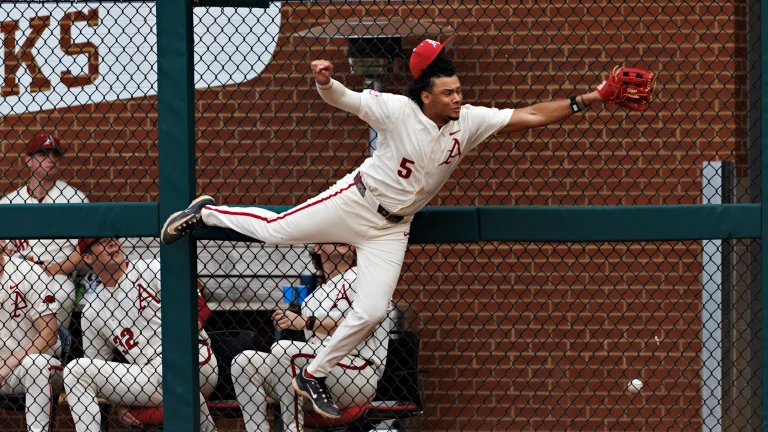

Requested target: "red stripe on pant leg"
[
  {"left": 47, "top": 371, "right": 53, "bottom": 432},
  {"left": 198, "top": 346, "right": 213, "bottom": 367},
  {"left": 206, "top": 183, "right": 356, "bottom": 223}
]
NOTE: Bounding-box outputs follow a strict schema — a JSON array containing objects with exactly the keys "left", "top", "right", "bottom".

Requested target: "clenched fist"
[
  {"left": 310, "top": 60, "right": 334, "bottom": 86},
  {"left": 272, "top": 310, "right": 305, "bottom": 332}
]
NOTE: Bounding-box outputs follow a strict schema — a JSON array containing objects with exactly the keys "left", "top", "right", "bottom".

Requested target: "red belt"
[{"left": 354, "top": 173, "right": 405, "bottom": 223}]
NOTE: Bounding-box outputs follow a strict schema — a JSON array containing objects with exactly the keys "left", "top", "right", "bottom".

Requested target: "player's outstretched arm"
[
  {"left": 311, "top": 60, "right": 362, "bottom": 115},
  {"left": 499, "top": 91, "right": 603, "bottom": 134},
  {"left": 500, "top": 66, "right": 655, "bottom": 134}
]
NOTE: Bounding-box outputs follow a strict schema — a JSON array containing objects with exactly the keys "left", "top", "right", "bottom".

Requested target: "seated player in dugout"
[
  {"left": 0, "top": 132, "right": 90, "bottom": 328},
  {"left": 58, "top": 238, "right": 218, "bottom": 432},
  {"left": 231, "top": 243, "right": 394, "bottom": 432},
  {"left": 0, "top": 240, "right": 62, "bottom": 432}
]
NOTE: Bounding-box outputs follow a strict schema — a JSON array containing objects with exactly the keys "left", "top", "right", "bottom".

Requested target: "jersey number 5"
[
  {"left": 398, "top": 158, "right": 415, "bottom": 179},
  {"left": 113, "top": 328, "right": 140, "bottom": 354}
]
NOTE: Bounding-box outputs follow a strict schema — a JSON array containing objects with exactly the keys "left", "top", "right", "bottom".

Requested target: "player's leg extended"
[
  {"left": 1, "top": 354, "right": 61, "bottom": 432},
  {"left": 231, "top": 350, "right": 277, "bottom": 432},
  {"left": 161, "top": 173, "right": 378, "bottom": 245},
  {"left": 306, "top": 226, "right": 408, "bottom": 378},
  {"left": 64, "top": 358, "right": 163, "bottom": 432},
  {"left": 202, "top": 177, "right": 376, "bottom": 245}
]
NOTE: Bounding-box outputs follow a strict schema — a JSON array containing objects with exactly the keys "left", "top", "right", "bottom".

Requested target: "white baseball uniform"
[
  {"left": 0, "top": 259, "right": 62, "bottom": 432},
  {"left": 232, "top": 267, "right": 394, "bottom": 432},
  {"left": 0, "top": 180, "right": 90, "bottom": 328},
  {"left": 63, "top": 259, "right": 219, "bottom": 432},
  {"left": 202, "top": 83, "right": 512, "bottom": 379}
]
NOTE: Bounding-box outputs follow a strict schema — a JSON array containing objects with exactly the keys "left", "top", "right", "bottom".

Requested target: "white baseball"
[{"left": 627, "top": 378, "right": 643, "bottom": 393}]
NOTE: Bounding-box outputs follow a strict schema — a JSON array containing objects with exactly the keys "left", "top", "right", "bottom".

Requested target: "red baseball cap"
[
  {"left": 26, "top": 132, "right": 65, "bottom": 156},
  {"left": 409, "top": 36, "right": 455, "bottom": 79},
  {"left": 78, "top": 238, "right": 96, "bottom": 255}
]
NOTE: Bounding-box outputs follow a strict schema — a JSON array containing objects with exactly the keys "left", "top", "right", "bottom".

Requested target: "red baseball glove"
[{"left": 595, "top": 66, "right": 656, "bottom": 111}]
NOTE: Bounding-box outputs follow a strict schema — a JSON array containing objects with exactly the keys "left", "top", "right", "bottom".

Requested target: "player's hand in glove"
[
  {"left": 595, "top": 66, "right": 656, "bottom": 111},
  {"left": 272, "top": 310, "right": 305, "bottom": 331}
]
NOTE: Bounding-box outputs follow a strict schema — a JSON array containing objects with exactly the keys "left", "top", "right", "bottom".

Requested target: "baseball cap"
[
  {"left": 409, "top": 36, "right": 455, "bottom": 79},
  {"left": 26, "top": 132, "right": 65, "bottom": 156},
  {"left": 78, "top": 238, "right": 96, "bottom": 255}
]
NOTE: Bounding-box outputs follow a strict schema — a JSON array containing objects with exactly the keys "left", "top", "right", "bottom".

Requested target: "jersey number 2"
[{"left": 398, "top": 158, "right": 415, "bottom": 179}]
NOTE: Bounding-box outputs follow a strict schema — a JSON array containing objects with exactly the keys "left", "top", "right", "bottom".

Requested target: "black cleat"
[
  {"left": 160, "top": 196, "right": 215, "bottom": 245},
  {"left": 292, "top": 368, "right": 341, "bottom": 419}
]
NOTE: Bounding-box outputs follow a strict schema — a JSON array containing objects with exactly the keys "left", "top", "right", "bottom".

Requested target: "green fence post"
[
  {"left": 157, "top": 1, "right": 199, "bottom": 430},
  {"left": 761, "top": 0, "right": 767, "bottom": 428}
]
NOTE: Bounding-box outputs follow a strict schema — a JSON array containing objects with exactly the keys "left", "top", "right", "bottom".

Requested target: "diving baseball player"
[
  {"left": 0, "top": 241, "right": 62, "bottom": 432},
  {"left": 231, "top": 243, "right": 393, "bottom": 431},
  {"left": 161, "top": 37, "right": 655, "bottom": 418},
  {"left": 0, "top": 132, "right": 90, "bottom": 328},
  {"left": 63, "top": 238, "right": 218, "bottom": 432}
]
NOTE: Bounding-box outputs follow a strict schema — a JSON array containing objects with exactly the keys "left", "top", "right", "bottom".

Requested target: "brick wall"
[{"left": 0, "top": 1, "right": 747, "bottom": 431}]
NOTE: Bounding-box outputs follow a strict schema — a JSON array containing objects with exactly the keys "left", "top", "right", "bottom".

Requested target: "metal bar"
[
  {"left": 721, "top": 166, "right": 734, "bottom": 429},
  {"left": 194, "top": 0, "right": 271, "bottom": 7},
  {"left": 479, "top": 204, "right": 761, "bottom": 242},
  {"left": 748, "top": 1, "right": 765, "bottom": 428},
  {"left": 156, "top": 0, "right": 199, "bottom": 429},
  {"left": 0, "top": 203, "right": 757, "bottom": 242},
  {"left": 0, "top": 203, "right": 157, "bottom": 238},
  {"left": 760, "top": 0, "right": 768, "bottom": 429}
]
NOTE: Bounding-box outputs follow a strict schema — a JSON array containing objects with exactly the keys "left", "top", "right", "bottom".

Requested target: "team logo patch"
[
  {"left": 368, "top": 89, "right": 381, "bottom": 97},
  {"left": 43, "top": 295, "right": 55, "bottom": 303}
]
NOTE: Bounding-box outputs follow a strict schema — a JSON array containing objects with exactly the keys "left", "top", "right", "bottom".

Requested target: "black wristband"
[
  {"left": 570, "top": 96, "right": 581, "bottom": 113},
  {"left": 306, "top": 316, "right": 317, "bottom": 331}
]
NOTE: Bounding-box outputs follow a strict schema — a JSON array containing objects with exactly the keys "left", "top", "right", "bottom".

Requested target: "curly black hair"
[{"left": 407, "top": 54, "right": 458, "bottom": 109}]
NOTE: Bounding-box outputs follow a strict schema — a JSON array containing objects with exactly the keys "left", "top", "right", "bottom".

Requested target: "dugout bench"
[{"left": 115, "top": 329, "right": 425, "bottom": 431}]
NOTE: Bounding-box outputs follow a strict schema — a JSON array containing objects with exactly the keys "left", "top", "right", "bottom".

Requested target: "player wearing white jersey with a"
[
  {"left": 1, "top": 132, "right": 89, "bottom": 328},
  {"left": 231, "top": 243, "right": 393, "bottom": 431},
  {"left": 0, "top": 241, "right": 62, "bottom": 432},
  {"left": 63, "top": 238, "right": 219, "bottom": 432},
  {"left": 161, "top": 37, "right": 627, "bottom": 418}
]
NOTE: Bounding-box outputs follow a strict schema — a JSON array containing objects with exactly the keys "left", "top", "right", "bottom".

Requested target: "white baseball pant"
[
  {"left": 202, "top": 172, "right": 410, "bottom": 378},
  {"left": 64, "top": 346, "right": 218, "bottom": 432},
  {"left": 231, "top": 340, "right": 378, "bottom": 432},
  {"left": 0, "top": 354, "right": 62, "bottom": 432}
]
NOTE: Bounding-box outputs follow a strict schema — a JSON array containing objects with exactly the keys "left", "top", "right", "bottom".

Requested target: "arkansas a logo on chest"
[
  {"left": 330, "top": 283, "right": 353, "bottom": 311},
  {"left": 136, "top": 283, "right": 160, "bottom": 312},
  {"left": 8, "top": 284, "right": 27, "bottom": 318},
  {"left": 438, "top": 137, "right": 462, "bottom": 167}
]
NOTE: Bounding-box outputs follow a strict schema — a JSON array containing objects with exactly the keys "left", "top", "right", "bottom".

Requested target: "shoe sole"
[
  {"left": 160, "top": 195, "right": 214, "bottom": 245},
  {"left": 292, "top": 377, "right": 342, "bottom": 420}
]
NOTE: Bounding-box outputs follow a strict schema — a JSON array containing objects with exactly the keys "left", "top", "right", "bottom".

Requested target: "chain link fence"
[{"left": 0, "top": 0, "right": 760, "bottom": 431}]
